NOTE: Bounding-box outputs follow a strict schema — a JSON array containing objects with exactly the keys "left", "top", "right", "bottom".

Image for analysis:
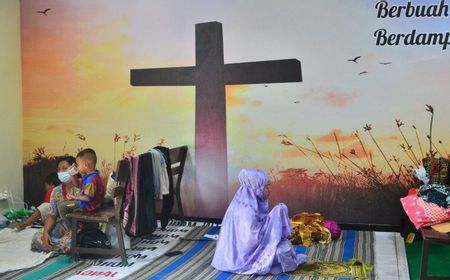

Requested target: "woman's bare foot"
[{"left": 14, "top": 221, "right": 27, "bottom": 231}]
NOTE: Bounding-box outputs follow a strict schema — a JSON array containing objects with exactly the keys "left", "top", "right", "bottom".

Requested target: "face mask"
[{"left": 57, "top": 172, "right": 71, "bottom": 183}]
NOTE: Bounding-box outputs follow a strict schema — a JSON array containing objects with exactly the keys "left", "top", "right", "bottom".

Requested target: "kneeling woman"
[{"left": 212, "top": 169, "right": 307, "bottom": 275}]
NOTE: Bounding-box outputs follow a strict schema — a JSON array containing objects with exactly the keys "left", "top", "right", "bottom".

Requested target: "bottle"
[{"left": 0, "top": 214, "right": 9, "bottom": 227}]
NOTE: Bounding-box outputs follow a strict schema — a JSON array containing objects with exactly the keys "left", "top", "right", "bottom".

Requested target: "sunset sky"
[{"left": 21, "top": 0, "right": 450, "bottom": 205}]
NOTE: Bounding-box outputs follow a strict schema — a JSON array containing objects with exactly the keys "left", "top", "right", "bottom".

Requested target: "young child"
[
  {"left": 14, "top": 172, "right": 61, "bottom": 231},
  {"left": 211, "top": 169, "right": 307, "bottom": 275},
  {"left": 58, "top": 148, "right": 105, "bottom": 229}
]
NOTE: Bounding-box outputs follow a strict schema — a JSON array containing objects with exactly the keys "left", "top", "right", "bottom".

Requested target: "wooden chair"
[
  {"left": 169, "top": 146, "right": 188, "bottom": 222},
  {"left": 68, "top": 159, "right": 130, "bottom": 265},
  {"left": 419, "top": 227, "right": 450, "bottom": 280}
]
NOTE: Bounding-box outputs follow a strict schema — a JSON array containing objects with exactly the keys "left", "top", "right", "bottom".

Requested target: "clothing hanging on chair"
[
  {"left": 122, "top": 146, "right": 174, "bottom": 235},
  {"left": 154, "top": 146, "right": 174, "bottom": 229},
  {"left": 123, "top": 154, "right": 157, "bottom": 237}
]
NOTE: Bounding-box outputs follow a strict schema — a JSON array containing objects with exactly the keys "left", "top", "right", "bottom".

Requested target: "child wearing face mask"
[
  {"left": 58, "top": 148, "right": 105, "bottom": 230},
  {"left": 14, "top": 172, "right": 61, "bottom": 231}
]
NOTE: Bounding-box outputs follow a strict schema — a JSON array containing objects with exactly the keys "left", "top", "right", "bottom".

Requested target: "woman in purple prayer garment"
[{"left": 211, "top": 169, "right": 307, "bottom": 275}]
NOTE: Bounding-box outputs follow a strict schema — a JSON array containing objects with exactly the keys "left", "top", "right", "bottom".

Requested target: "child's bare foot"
[{"left": 14, "top": 221, "right": 26, "bottom": 231}]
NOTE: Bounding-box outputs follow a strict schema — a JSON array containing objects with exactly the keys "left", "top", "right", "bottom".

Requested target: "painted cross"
[{"left": 130, "top": 21, "right": 302, "bottom": 217}]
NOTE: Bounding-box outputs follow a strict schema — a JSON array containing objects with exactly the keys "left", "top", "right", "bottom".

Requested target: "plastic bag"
[
  {"left": 104, "top": 172, "right": 116, "bottom": 200},
  {"left": 105, "top": 224, "right": 130, "bottom": 250},
  {"left": 0, "top": 214, "right": 9, "bottom": 227},
  {"left": 4, "top": 208, "right": 33, "bottom": 222}
]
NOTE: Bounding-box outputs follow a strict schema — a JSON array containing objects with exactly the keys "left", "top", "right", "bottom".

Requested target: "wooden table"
[{"left": 420, "top": 227, "right": 450, "bottom": 280}]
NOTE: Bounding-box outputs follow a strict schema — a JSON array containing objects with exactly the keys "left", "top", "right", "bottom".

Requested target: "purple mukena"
[{"left": 212, "top": 169, "right": 307, "bottom": 274}]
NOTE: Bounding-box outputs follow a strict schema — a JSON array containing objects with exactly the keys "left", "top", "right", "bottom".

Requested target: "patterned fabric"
[
  {"left": 122, "top": 156, "right": 139, "bottom": 236},
  {"left": 117, "top": 228, "right": 374, "bottom": 280},
  {"left": 423, "top": 157, "right": 449, "bottom": 185},
  {"left": 291, "top": 259, "right": 374, "bottom": 279},
  {"left": 1, "top": 221, "right": 195, "bottom": 280},
  {"left": 290, "top": 213, "right": 332, "bottom": 247},
  {"left": 5, "top": 226, "right": 376, "bottom": 280},
  {"left": 31, "top": 184, "right": 80, "bottom": 254},
  {"left": 419, "top": 183, "right": 450, "bottom": 208},
  {"left": 79, "top": 170, "right": 105, "bottom": 211},
  {"left": 400, "top": 193, "right": 450, "bottom": 229},
  {"left": 31, "top": 222, "right": 72, "bottom": 254},
  {"left": 49, "top": 184, "right": 80, "bottom": 217}
]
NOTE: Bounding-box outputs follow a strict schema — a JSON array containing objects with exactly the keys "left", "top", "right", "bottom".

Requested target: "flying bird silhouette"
[
  {"left": 37, "top": 8, "right": 51, "bottom": 16},
  {"left": 347, "top": 56, "right": 361, "bottom": 63},
  {"left": 294, "top": 101, "right": 301, "bottom": 104},
  {"left": 379, "top": 62, "right": 392, "bottom": 65},
  {"left": 358, "top": 71, "right": 368, "bottom": 75}
]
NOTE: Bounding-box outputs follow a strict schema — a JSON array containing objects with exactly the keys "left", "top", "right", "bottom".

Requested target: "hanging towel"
[
  {"left": 148, "top": 149, "right": 170, "bottom": 199},
  {"left": 156, "top": 149, "right": 170, "bottom": 196}
]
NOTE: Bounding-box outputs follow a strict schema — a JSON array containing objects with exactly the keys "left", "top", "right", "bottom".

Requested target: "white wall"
[{"left": 0, "top": 0, "right": 23, "bottom": 213}]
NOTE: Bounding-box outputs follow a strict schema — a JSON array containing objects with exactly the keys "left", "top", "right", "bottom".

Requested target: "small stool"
[{"left": 419, "top": 227, "right": 450, "bottom": 280}]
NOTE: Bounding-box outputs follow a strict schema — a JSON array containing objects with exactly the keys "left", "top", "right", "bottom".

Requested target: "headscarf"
[{"left": 235, "top": 169, "right": 269, "bottom": 216}]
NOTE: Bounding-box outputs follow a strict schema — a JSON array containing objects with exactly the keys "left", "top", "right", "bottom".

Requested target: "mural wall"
[{"left": 21, "top": 0, "right": 450, "bottom": 224}]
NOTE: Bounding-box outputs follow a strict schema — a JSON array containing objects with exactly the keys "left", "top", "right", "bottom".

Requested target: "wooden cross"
[{"left": 130, "top": 21, "right": 302, "bottom": 217}]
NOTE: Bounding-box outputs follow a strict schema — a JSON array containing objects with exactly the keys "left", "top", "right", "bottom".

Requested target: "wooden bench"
[
  {"left": 68, "top": 159, "right": 130, "bottom": 265},
  {"left": 420, "top": 227, "right": 450, "bottom": 280},
  {"left": 68, "top": 146, "right": 188, "bottom": 264}
]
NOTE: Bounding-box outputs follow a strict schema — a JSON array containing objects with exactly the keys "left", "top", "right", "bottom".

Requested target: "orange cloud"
[
  {"left": 376, "top": 135, "right": 400, "bottom": 142},
  {"left": 300, "top": 88, "right": 354, "bottom": 108},
  {"left": 316, "top": 129, "right": 354, "bottom": 143},
  {"left": 322, "top": 90, "right": 353, "bottom": 107},
  {"left": 226, "top": 85, "right": 261, "bottom": 107},
  {"left": 46, "top": 125, "right": 60, "bottom": 131}
]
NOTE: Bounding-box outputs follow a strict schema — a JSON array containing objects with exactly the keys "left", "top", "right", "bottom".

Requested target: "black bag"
[{"left": 77, "top": 228, "right": 112, "bottom": 258}]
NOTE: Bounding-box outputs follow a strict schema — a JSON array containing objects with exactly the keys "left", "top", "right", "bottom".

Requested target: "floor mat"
[
  {"left": 0, "top": 221, "right": 197, "bottom": 280},
  {"left": 290, "top": 259, "right": 373, "bottom": 279},
  {"left": 127, "top": 229, "right": 376, "bottom": 280},
  {"left": 0, "top": 228, "right": 52, "bottom": 274},
  {"left": 0, "top": 225, "right": 409, "bottom": 280}
]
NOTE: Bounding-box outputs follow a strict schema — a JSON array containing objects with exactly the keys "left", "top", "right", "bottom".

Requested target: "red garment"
[
  {"left": 43, "top": 187, "right": 53, "bottom": 203},
  {"left": 408, "top": 188, "right": 419, "bottom": 196}
]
